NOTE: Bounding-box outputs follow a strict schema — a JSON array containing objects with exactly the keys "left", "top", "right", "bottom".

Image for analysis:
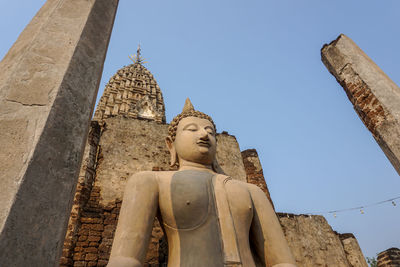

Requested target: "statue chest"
[
  {"left": 158, "top": 170, "right": 255, "bottom": 267},
  {"left": 159, "top": 170, "right": 214, "bottom": 230},
  {"left": 158, "top": 170, "right": 253, "bottom": 231}
]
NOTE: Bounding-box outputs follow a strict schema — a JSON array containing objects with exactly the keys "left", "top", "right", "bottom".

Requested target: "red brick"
[
  {"left": 88, "top": 235, "right": 101, "bottom": 242},
  {"left": 78, "top": 229, "right": 89, "bottom": 236},
  {"left": 89, "top": 230, "right": 102, "bottom": 236},
  {"left": 90, "top": 224, "right": 104, "bottom": 231},
  {"left": 73, "top": 261, "right": 85, "bottom": 267},
  {"left": 78, "top": 235, "right": 87, "bottom": 241},
  {"left": 81, "top": 217, "right": 102, "bottom": 224},
  {"left": 98, "top": 260, "right": 108, "bottom": 266},
  {"left": 98, "top": 243, "right": 111, "bottom": 253},
  {"left": 84, "top": 247, "right": 98, "bottom": 253},
  {"left": 60, "top": 257, "right": 72, "bottom": 265},
  {"left": 76, "top": 241, "right": 89, "bottom": 247},
  {"left": 85, "top": 253, "right": 98, "bottom": 261},
  {"left": 73, "top": 252, "right": 85, "bottom": 261}
]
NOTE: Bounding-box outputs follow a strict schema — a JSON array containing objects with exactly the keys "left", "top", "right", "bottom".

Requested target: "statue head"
[{"left": 166, "top": 99, "right": 221, "bottom": 171}]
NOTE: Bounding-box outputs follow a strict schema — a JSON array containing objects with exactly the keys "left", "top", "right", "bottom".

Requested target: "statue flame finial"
[{"left": 182, "top": 98, "right": 195, "bottom": 113}]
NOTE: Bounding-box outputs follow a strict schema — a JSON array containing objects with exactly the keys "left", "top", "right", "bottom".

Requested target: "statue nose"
[{"left": 199, "top": 129, "right": 209, "bottom": 140}]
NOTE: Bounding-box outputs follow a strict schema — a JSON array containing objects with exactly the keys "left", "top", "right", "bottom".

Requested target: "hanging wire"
[{"left": 305, "top": 195, "right": 399, "bottom": 217}]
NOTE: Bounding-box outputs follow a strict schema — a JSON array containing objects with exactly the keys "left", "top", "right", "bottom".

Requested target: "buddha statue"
[{"left": 107, "top": 99, "right": 297, "bottom": 267}]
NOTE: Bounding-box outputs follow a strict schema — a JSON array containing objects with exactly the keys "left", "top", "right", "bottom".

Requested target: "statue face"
[{"left": 173, "top": 116, "right": 216, "bottom": 165}]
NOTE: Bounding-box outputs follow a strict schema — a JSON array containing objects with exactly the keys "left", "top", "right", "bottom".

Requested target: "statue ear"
[{"left": 165, "top": 136, "right": 177, "bottom": 167}]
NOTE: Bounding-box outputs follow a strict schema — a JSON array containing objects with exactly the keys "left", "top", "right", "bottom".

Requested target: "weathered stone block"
[
  {"left": 0, "top": 0, "right": 118, "bottom": 266},
  {"left": 339, "top": 233, "right": 368, "bottom": 267},
  {"left": 321, "top": 34, "right": 400, "bottom": 175},
  {"left": 278, "top": 213, "right": 364, "bottom": 267}
]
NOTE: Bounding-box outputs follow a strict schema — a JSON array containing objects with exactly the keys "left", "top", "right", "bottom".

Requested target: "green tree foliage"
[{"left": 366, "top": 256, "right": 377, "bottom": 267}]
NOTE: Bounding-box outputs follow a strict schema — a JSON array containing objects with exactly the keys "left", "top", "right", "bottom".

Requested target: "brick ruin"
[
  {"left": 60, "top": 57, "right": 368, "bottom": 267},
  {"left": 378, "top": 248, "right": 400, "bottom": 267}
]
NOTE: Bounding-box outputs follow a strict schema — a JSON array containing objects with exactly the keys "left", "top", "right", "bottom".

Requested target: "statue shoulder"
[
  {"left": 126, "top": 171, "right": 159, "bottom": 190},
  {"left": 234, "top": 179, "right": 263, "bottom": 196},
  {"left": 216, "top": 174, "right": 258, "bottom": 193},
  {"left": 219, "top": 175, "right": 252, "bottom": 189},
  {"left": 245, "top": 182, "right": 262, "bottom": 191},
  {"left": 245, "top": 182, "right": 266, "bottom": 197},
  {"left": 126, "top": 171, "right": 176, "bottom": 188}
]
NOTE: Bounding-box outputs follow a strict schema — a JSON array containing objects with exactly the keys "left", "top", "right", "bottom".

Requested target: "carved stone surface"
[
  {"left": 321, "top": 34, "right": 400, "bottom": 175},
  {"left": 0, "top": 0, "right": 118, "bottom": 266},
  {"left": 94, "top": 62, "right": 166, "bottom": 123}
]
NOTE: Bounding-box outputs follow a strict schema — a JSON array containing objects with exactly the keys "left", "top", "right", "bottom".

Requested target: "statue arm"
[
  {"left": 107, "top": 172, "right": 159, "bottom": 267},
  {"left": 247, "top": 184, "right": 297, "bottom": 267}
]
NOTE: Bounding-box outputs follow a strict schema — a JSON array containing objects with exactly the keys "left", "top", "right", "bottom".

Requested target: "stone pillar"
[
  {"left": 321, "top": 34, "right": 400, "bottom": 175},
  {"left": 377, "top": 247, "right": 400, "bottom": 267},
  {"left": 0, "top": 0, "right": 118, "bottom": 266}
]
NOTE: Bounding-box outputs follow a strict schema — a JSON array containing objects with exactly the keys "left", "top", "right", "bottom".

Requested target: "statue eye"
[
  {"left": 205, "top": 127, "right": 215, "bottom": 135},
  {"left": 185, "top": 125, "right": 198, "bottom": 131}
]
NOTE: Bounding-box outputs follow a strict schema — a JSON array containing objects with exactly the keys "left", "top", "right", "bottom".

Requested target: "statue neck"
[{"left": 178, "top": 159, "right": 214, "bottom": 173}]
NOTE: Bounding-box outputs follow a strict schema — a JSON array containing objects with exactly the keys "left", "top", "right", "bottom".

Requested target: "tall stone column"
[
  {"left": 321, "top": 34, "right": 400, "bottom": 175},
  {"left": 0, "top": 0, "right": 118, "bottom": 266}
]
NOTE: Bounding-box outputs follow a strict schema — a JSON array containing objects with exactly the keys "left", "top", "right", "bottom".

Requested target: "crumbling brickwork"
[
  {"left": 331, "top": 63, "right": 386, "bottom": 138},
  {"left": 378, "top": 248, "right": 400, "bottom": 267},
  {"left": 61, "top": 122, "right": 101, "bottom": 267},
  {"left": 241, "top": 149, "right": 274, "bottom": 209}
]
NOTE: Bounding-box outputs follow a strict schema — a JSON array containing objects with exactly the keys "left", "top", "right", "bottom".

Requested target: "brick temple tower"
[{"left": 94, "top": 46, "right": 166, "bottom": 123}]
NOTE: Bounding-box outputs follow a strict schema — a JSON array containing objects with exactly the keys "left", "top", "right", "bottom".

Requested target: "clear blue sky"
[{"left": 1, "top": 0, "right": 399, "bottom": 260}]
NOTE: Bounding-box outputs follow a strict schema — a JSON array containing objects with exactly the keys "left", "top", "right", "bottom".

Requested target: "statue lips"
[{"left": 196, "top": 140, "right": 210, "bottom": 148}]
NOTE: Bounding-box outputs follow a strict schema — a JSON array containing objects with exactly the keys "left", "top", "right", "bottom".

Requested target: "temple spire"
[
  {"left": 136, "top": 44, "right": 142, "bottom": 62},
  {"left": 129, "top": 43, "right": 145, "bottom": 64}
]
